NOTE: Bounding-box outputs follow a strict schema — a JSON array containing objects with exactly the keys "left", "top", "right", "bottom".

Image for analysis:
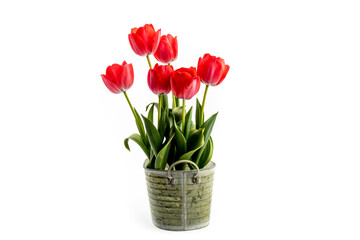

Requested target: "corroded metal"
[{"left": 144, "top": 160, "right": 215, "bottom": 231}]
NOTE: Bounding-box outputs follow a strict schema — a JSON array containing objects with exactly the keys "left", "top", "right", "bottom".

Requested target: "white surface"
[{"left": 1, "top": 0, "right": 359, "bottom": 239}]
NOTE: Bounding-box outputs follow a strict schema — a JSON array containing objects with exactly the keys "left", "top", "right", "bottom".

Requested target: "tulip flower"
[
  {"left": 197, "top": 53, "right": 230, "bottom": 86},
  {"left": 171, "top": 67, "right": 200, "bottom": 132},
  {"left": 101, "top": 61, "right": 137, "bottom": 131},
  {"left": 147, "top": 64, "right": 174, "bottom": 125},
  {"left": 154, "top": 34, "right": 178, "bottom": 108},
  {"left": 101, "top": 61, "right": 134, "bottom": 94},
  {"left": 170, "top": 67, "right": 200, "bottom": 100},
  {"left": 154, "top": 34, "right": 178, "bottom": 64},
  {"left": 128, "top": 24, "right": 161, "bottom": 57},
  {"left": 197, "top": 53, "right": 230, "bottom": 125},
  {"left": 147, "top": 64, "right": 174, "bottom": 95}
]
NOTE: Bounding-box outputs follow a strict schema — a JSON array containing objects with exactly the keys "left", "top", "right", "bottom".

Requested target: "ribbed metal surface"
[{"left": 144, "top": 161, "right": 215, "bottom": 231}]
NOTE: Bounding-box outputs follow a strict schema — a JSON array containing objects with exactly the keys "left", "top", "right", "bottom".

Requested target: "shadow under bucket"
[{"left": 144, "top": 160, "right": 216, "bottom": 231}]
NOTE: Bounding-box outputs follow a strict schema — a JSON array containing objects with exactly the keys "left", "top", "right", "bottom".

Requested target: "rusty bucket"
[{"left": 144, "top": 160, "right": 215, "bottom": 231}]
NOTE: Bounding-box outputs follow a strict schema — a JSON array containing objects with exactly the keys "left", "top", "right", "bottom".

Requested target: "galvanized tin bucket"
[{"left": 144, "top": 159, "right": 215, "bottom": 231}]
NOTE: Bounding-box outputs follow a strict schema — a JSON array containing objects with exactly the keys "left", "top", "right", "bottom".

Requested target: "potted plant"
[{"left": 101, "top": 24, "right": 230, "bottom": 231}]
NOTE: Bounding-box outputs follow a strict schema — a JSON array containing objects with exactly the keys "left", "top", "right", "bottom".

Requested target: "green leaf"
[
  {"left": 146, "top": 102, "right": 158, "bottom": 111},
  {"left": 155, "top": 135, "right": 174, "bottom": 170},
  {"left": 166, "top": 140, "right": 177, "bottom": 167},
  {"left": 146, "top": 154, "right": 155, "bottom": 168},
  {"left": 195, "top": 98, "right": 203, "bottom": 129},
  {"left": 158, "top": 107, "right": 169, "bottom": 140},
  {"left": 133, "top": 108, "right": 147, "bottom": 146},
  {"left": 197, "top": 136, "right": 213, "bottom": 168},
  {"left": 124, "top": 133, "right": 150, "bottom": 158},
  {"left": 172, "top": 114, "right": 187, "bottom": 156},
  {"left": 195, "top": 112, "right": 218, "bottom": 165},
  {"left": 184, "top": 107, "right": 193, "bottom": 139},
  {"left": 178, "top": 128, "right": 205, "bottom": 161},
  {"left": 172, "top": 107, "right": 183, "bottom": 123},
  {"left": 187, "top": 128, "right": 205, "bottom": 152},
  {"left": 142, "top": 115, "right": 162, "bottom": 155},
  {"left": 179, "top": 142, "right": 204, "bottom": 160},
  {"left": 162, "top": 94, "right": 169, "bottom": 110},
  {"left": 175, "top": 97, "right": 180, "bottom": 108},
  {"left": 201, "top": 113, "right": 218, "bottom": 147},
  {"left": 148, "top": 104, "right": 155, "bottom": 123}
]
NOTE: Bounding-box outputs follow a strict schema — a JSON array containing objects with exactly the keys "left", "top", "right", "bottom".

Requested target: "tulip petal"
[
  {"left": 151, "top": 29, "right": 161, "bottom": 54},
  {"left": 171, "top": 36, "right": 178, "bottom": 61},
  {"left": 105, "top": 64, "right": 122, "bottom": 83},
  {"left": 154, "top": 37, "right": 173, "bottom": 63},
  {"left": 185, "top": 76, "right": 200, "bottom": 100},
  {"left": 199, "top": 53, "right": 213, "bottom": 74},
  {"left": 203, "top": 58, "right": 223, "bottom": 85},
  {"left": 148, "top": 64, "right": 173, "bottom": 95},
  {"left": 147, "top": 68, "right": 159, "bottom": 94},
  {"left": 202, "top": 53, "right": 212, "bottom": 61},
  {"left": 101, "top": 74, "right": 121, "bottom": 94},
  {"left": 197, "top": 56, "right": 204, "bottom": 77},
  {"left": 154, "top": 34, "right": 177, "bottom": 63},
  {"left": 136, "top": 26, "right": 150, "bottom": 53},
  {"left": 119, "top": 63, "right": 134, "bottom": 91},
  {"left": 131, "top": 27, "right": 138, "bottom": 34},
  {"left": 159, "top": 65, "right": 173, "bottom": 94},
  {"left": 171, "top": 68, "right": 200, "bottom": 99},
  {"left": 128, "top": 33, "right": 147, "bottom": 56},
  {"left": 216, "top": 64, "right": 230, "bottom": 86},
  {"left": 217, "top": 56, "right": 225, "bottom": 66},
  {"left": 186, "top": 67, "right": 197, "bottom": 76}
]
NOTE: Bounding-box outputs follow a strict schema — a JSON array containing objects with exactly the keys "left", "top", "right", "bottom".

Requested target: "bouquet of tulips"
[{"left": 101, "top": 24, "right": 229, "bottom": 170}]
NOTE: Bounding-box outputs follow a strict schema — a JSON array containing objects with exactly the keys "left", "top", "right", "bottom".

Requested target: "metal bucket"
[{"left": 144, "top": 160, "right": 215, "bottom": 231}]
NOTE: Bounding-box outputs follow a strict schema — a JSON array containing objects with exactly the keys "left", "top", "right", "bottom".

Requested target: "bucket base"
[{"left": 152, "top": 219, "right": 210, "bottom": 231}]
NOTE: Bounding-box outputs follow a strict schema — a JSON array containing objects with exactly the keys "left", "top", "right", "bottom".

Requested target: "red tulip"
[
  {"left": 101, "top": 61, "right": 134, "bottom": 94},
  {"left": 154, "top": 34, "right": 178, "bottom": 63},
  {"left": 170, "top": 67, "right": 200, "bottom": 100},
  {"left": 197, "top": 53, "right": 230, "bottom": 86},
  {"left": 128, "top": 24, "right": 161, "bottom": 56},
  {"left": 147, "top": 64, "right": 174, "bottom": 95}
]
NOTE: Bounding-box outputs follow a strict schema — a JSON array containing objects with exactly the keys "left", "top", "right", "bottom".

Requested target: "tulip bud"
[
  {"left": 197, "top": 53, "right": 230, "bottom": 86},
  {"left": 154, "top": 34, "right": 178, "bottom": 64},
  {"left": 128, "top": 24, "right": 161, "bottom": 56},
  {"left": 147, "top": 64, "right": 174, "bottom": 95},
  {"left": 170, "top": 67, "right": 200, "bottom": 100},
  {"left": 101, "top": 61, "right": 134, "bottom": 94}
]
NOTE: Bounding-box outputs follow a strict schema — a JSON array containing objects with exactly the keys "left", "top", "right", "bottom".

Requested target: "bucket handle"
[{"left": 167, "top": 160, "right": 200, "bottom": 185}]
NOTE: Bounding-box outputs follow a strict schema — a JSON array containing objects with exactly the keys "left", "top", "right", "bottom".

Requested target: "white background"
[{"left": 1, "top": 0, "right": 359, "bottom": 239}]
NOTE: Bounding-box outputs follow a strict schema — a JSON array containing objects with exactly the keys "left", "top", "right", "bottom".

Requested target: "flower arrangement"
[{"left": 101, "top": 24, "right": 229, "bottom": 170}]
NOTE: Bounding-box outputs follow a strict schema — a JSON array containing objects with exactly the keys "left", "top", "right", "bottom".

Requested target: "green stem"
[
  {"left": 123, "top": 91, "right": 136, "bottom": 120},
  {"left": 200, "top": 85, "right": 209, "bottom": 126},
  {"left": 146, "top": 55, "right": 152, "bottom": 69},
  {"left": 124, "top": 90, "right": 147, "bottom": 150},
  {"left": 172, "top": 94, "right": 176, "bottom": 108},
  {"left": 158, "top": 95, "right": 162, "bottom": 128},
  {"left": 182, "top": 99, "right": 186, "bottom": 133},
  {"left": 167, "top": 62, "right": 176, "bottom": 109}
]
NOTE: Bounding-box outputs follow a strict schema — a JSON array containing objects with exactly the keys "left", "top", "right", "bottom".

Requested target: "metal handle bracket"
[{"left": 167, "top": 160, "right": 200, "bottom": 185}]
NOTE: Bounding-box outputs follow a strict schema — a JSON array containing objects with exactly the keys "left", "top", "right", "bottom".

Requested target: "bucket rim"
[{"left": 143, "top": 159, "right": 216, "bottom": 174}]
